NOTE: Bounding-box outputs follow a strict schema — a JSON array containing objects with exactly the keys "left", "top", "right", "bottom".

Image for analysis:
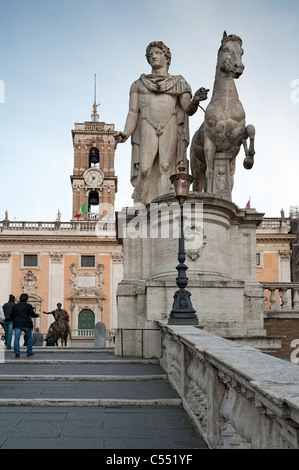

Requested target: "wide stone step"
[
  {"left": 0, "top": 375, "right": 167, "bottom": 381},
  {"left": 0, "top": 347, "right": 208, "bottom": 449},
  {"left": 0, "top": 398, "right": 182, "bottom": 407},
  {"left": 0, "top": 405, "right": 207, "bottom": 449},
  {"left": 0, "top": 362, "right": 163, "bottom": 376},
  {"left": 0, "top": 347, "right": 178, "bottom": 407},
  {"left": 3, "top": 347, "right": 158, "bottom": 364},
  {"left": 0, "top": 378, "right": 178, "bottom": 396}
]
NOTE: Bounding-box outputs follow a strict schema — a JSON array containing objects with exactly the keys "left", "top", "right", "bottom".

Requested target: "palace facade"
[{"left": 0, "top": 103, "right": 123, "bottom": 343}]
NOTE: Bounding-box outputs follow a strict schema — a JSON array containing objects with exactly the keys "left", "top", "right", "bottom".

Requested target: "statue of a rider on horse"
[{"left": 43, "top": 303, "right": 71, "bottom": 346}]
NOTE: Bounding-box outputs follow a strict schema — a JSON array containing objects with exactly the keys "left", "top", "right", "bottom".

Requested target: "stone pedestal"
[
  {"left": 94, "top": 322, "right": 106, "bottom": 348},
  {"left": 116, "top": 193, "right": 267, "bottom": 357},
  {"left": 212, "top": 152, "right": 232, "bottom": 201}
]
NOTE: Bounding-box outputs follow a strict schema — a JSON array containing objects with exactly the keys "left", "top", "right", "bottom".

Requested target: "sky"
[{"left": 0, "top": 0, "right": 299, "bottom": 222}]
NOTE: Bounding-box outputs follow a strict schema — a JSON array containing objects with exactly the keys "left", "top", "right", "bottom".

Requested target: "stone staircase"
[{"left": 0, "top": 347, "right": 208, "bottom": 449}]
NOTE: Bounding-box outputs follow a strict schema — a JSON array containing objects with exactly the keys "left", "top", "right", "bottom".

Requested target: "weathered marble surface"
[
  {"left": 116, "top": 193, "right": 268, "bottom": 357},
  {"left": 191, "top": 32, "right": 255, "bottom": 198},
  {"left": 94, "top": 321, "right": 106, "bottom": 348},
  {"left": 115, "top": 41, "right": 208, "bottom": 204},
  {"left": 159, "top": 323, "right": 299, "bottom": 449}
]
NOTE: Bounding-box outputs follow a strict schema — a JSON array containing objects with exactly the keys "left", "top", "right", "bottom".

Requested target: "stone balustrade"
[
  {"left": 262, "top": 282, "right": 299, "bottom": 311},
  {"left": 158, "top": 322, "right": 299, "bottom": 449},
  {"left": 73, "top": 329, "right": 95, "bottom": 337},
  {"left": 0, "top": 219, "right": 116, "bottom": 234},
  {"left": 74, "top": 122, "right": 115, "bottom": 132},
  {"left": 258, "top": 217, "right": 291, "bottom": 231}
]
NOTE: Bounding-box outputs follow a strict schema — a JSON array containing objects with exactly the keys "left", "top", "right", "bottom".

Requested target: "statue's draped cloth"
[{"left": 130, "top": 73, "right": 192, "bottom": 204}]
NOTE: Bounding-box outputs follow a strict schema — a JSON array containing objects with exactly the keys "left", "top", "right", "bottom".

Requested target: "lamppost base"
[
  {"left": 168, "top": 288, "right": 198, "bottom": 325},
  {"left": 168, "top": 314, "right": 199, "bottom": 325}
]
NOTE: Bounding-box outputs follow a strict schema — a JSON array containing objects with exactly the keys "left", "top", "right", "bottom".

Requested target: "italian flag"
[{"left": 75, "top": 202, "right": 87, "bottom": 219}]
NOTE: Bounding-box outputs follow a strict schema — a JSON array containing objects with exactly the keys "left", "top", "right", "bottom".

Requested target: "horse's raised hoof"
[{"left": 243, "top": 156, "right": 254, "bottom": 170}]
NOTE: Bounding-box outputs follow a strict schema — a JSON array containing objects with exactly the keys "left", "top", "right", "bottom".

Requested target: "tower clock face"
[{"left": 84, "top": 169, "right": 103, "bottom": 188}]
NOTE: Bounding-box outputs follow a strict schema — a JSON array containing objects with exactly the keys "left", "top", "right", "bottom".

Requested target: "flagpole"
[{"left": 87, "top": 194, "right": 89, "bottom": 230}]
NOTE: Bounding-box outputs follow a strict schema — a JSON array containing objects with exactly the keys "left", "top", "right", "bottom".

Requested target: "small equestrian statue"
[
  {"left": 190, "top": 31, "right": 255, "bottom": 199},
  {"left": 43, "top": 303, "right": 72, "bottom": 346}
]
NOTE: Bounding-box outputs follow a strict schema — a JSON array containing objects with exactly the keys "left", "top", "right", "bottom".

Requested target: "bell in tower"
[
  {"left": 89, "top": 147, "right": 100, "bottom": 168},
  {"left": 89, "top": 191, "right": 99, "bottom": 206}
]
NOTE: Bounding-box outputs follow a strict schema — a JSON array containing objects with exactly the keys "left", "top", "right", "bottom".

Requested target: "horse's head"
[{"left": 218, "top": 31, "right": 244, "bottom": 79}]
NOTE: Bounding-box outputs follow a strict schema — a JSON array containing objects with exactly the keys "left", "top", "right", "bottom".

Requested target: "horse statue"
[
  {"left": 47, "top": 322, "right": 71, "bottom": 347},
  {"left": 190, "top": 31, "right": 255, "bottom": 196}
]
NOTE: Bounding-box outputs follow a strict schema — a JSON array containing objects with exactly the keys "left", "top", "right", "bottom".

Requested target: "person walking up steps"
[
  {"left": 2, "top": 294, "right": 15, "bottom": 349},
  {"left": 10, "top": 294, "right": 40, "bottom": 358}
]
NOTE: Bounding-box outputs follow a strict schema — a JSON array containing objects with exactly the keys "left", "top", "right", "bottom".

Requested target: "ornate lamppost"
[{"left": 168, "top": 166, "right": 198, "bottom": 325}]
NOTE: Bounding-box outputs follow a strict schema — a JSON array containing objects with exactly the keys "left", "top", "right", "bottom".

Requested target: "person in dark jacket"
[
  {"left": 10, "top": 293, "right": 39, "bottom": 358},
  {"left": 2, "top": 294, "right": 15, "bottom": 349}
]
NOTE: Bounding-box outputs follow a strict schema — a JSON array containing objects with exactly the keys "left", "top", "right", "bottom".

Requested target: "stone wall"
[{"left": 158, "top": 322, "right": 299, "bottom": 449}]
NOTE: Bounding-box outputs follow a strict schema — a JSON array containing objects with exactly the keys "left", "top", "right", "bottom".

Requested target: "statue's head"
[{"left": 146, "top": 41, "right": 171, "bottom": 71}]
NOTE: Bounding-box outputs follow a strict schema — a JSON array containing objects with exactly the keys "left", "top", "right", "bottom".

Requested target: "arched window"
[{"left": 89, "top": 147, "right": 100, "bottom": 168}]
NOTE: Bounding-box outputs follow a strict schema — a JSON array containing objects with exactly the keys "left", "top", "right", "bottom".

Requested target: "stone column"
[
  {"left": 110, "top": 252, "right": 123, "bottom": 329},
  {"left": 0, "top": 253, "right": 12, "bottom": 303}
]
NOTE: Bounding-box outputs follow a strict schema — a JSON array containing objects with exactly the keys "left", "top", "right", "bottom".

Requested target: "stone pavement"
[{"left": 0, "top": 347, "right": 208, "bottom": 450}]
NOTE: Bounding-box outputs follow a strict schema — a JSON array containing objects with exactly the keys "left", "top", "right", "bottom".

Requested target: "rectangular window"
[
  {"left": 24, "top": 254, "right": 38, "bottom": 267},
  {"left": 81, "top": 255, "right": 95, "bottom": 268},
  {"left": 256, "top": 253, "right": 261, "bottom": 266}
]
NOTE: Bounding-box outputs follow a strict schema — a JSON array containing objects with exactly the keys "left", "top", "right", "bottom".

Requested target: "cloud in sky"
[{"left": 0, "top": 0, "right": 298, "bottom": 221}]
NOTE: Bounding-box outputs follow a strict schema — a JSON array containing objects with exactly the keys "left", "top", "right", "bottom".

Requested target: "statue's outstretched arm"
[{"left": 181, "top": 88, "right": 209, "bottom": 116}]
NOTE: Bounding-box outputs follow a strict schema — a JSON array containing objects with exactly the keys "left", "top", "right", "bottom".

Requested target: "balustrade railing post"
[
  {"left": 293, "top": 289, "right": 299, "bottom": 310},
  {"left": 269, "top": 288, "right": 278, "bottom": 310},
  {"left": 279, "top": 288, "right": 290, "bottom": 310}
]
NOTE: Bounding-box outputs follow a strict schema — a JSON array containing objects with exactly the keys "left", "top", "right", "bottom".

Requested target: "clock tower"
[{"left": 71, "top": 96, "right": 118, "bottom": 221}]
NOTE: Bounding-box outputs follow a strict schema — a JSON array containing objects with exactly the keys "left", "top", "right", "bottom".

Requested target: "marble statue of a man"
[{"left": 116, "top": 41, "right": 208, "bottom": 204}]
